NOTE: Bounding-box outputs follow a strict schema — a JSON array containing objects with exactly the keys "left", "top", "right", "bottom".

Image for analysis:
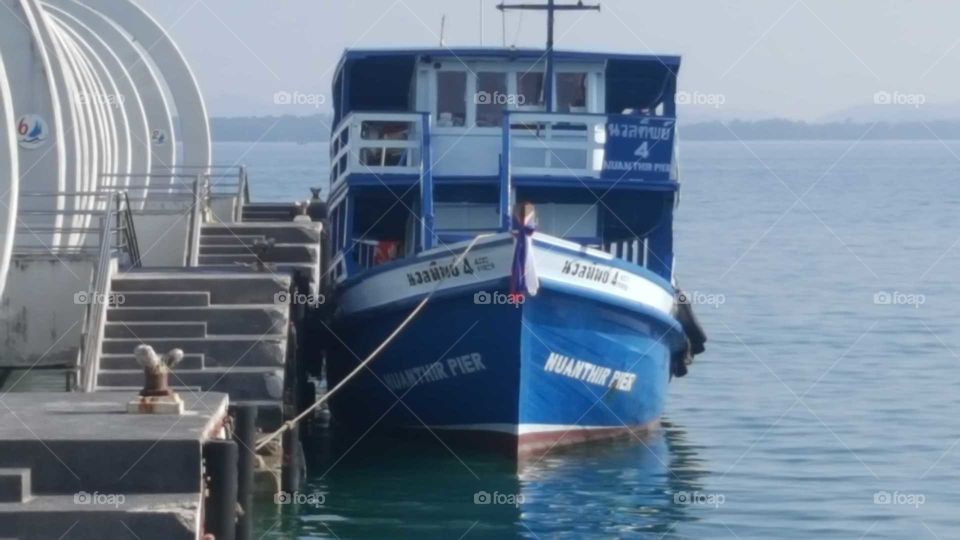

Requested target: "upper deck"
[
  {"left": 326, "top": 48, "right": 682, "bottom": 284},
  {"left": 329, "top": 48, "right": 680, "bottom": 191}
]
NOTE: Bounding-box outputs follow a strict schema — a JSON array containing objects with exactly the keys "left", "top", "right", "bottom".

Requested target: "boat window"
[
  {"left": 359, "top": 120, "right": 412, "bottom": 167},
  {"left": 476, "top": 72, "right": 508, "bottom": 127},
  {"left": 437, "top": 71, "right": 467, "bottom": 127},
  {"left": 556, "top": 73, "right": 588, "bottom": 113},
  {"left": 516, "top": 71, "right": 545, "bottom": 109}
]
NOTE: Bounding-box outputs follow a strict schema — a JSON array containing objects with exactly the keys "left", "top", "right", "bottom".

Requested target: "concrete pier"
[{"left": 0, "top": 392, "right": 229, "bottom": 540}]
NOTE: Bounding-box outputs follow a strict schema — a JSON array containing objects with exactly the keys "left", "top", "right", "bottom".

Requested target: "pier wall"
[{"left": 0, "top": 255, "right": 99, "bottom": 368}]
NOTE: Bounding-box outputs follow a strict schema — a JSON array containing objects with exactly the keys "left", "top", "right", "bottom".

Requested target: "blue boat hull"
[{"left": 327, "top": 272, "right": 685, "bottom": 458}]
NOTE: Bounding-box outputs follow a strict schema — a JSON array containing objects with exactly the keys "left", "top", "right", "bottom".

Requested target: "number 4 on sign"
[{"left": 634, "top": 142, "right": 650, "bottom": 160}]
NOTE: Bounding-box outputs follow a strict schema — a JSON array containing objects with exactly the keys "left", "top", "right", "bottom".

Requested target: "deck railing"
[
  {"left": 330, "top": 112, "right": 428, "bottom": 186},
  {"left": 503, "top": 111, "right": 679, "bottom": 181},
  {"left": 505, "top": 112, "right": 609, "bottom": 178}
]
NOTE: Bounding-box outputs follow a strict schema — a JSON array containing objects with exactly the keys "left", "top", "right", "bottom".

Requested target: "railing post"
[
  {"left": 235, "top": 165, "right": 247, "bottom": 222},
  {"left": 499, "top": 113, "right": 512, "bottom": 232},
  {"left": 187, "top": 174, "right": 204, "bottom": 267},
  {"left": 419, "top": 113, "right": 434, "bottom": 250}
]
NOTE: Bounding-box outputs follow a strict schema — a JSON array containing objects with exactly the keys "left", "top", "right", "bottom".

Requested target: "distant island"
[{"left": 210, "top": 114, "right": 960, "bottom": 142}]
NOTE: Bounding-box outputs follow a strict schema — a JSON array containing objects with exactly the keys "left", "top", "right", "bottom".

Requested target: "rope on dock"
[{"left": 255, "top": 233, "right": 491, "bottom": 451}]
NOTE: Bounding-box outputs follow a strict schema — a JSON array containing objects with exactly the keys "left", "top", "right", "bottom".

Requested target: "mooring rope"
[{"left": 255, "top": 233, "right": 492, "bottom": 451}]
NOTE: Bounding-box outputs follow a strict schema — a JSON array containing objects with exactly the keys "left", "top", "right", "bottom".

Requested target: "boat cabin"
[{"left": 327, "top": 48, "right": 681, "bottom": 285}]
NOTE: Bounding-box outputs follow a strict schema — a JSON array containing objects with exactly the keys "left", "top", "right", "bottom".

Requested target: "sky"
[{"left": 137, "top": 0, "right": 960, "bottom": 121}]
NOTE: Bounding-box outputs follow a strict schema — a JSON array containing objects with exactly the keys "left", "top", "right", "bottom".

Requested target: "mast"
[{"left": 496, "top": 0, "right": 600, "bottom": 112}]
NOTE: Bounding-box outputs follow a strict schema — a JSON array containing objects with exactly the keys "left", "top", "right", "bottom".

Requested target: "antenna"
[
  {"left": 480, "top": 0, "right": 485, "bottom": 46},
  {"left": 501, "top": 7, "right": 507, "bottom": 46},
  {"left": 440, "top": 14, "right": 447, "bottom": 46},
  {"left": 497, "top": 1, "right": 600, "bottom": 112}
]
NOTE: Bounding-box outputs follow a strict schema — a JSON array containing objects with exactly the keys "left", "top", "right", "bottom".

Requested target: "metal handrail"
[
  {"left": 117, "top": 191, "right": 142, "bottom": 268},
  {"left": 186, "top": 175, "right": 207, "bottom": 266},
  {"left": 77, "top": 195, "right": 117, "bottom": 392},
  {"left": 234, "top": 165, "right": 249, "bottom": 221}
]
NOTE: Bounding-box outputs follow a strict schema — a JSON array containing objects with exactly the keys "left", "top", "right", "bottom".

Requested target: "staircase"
[
  {"left": 198, "top": 222, "right": 324, "bottom": 294},
  {"left": 95, "top": 271, "right": 292, "bottom": 426}
]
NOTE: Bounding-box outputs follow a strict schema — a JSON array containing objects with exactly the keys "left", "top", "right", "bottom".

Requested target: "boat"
[{"left": 323, "top": 3, "right": 706, "bottom": 459}]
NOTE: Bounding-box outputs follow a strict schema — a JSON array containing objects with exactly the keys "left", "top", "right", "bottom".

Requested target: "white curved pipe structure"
[
  {"left": 50, "top": 0, "right": 176, "bottom": 183},
  {"left": 0, "top": 0, "right": 68, "bottom": 246},
  {"left": 0, "top": 0, "right": 211, "bottom": 253},
  {"left": 82, "top": 0, "right": 212, "bottom": 177},
  {"left": 0, "top": 48, "right": 18, "bottom": 298},
  {"left": 0, "top": 0, "right": 216, "bottom": 369},
  {"left": 46, "top": 5, "right": 150, "bottom": 190}
]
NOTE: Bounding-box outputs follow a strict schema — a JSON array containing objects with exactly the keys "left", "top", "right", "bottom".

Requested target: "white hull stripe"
[{"left": 339, "top": 233, "right": 675, "bottom": 316}]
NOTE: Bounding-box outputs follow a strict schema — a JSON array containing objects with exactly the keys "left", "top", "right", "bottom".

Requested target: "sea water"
[{"left": 218, "top": 140, "right": 960, "bottom": 539}]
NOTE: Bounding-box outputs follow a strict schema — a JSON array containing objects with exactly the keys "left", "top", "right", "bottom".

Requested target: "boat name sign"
[
  {"left": 405, "top": 256, "right": 496, "bottom": 287},
  {"left": 383, "top": 353, "right": 488, "bottom": 392},
  {"left": 544, "top": 352, "right": 637, "bottom": 392},
  {"left": 560, "top": 259, "right": 631, "bottom": 292},
  {"left": 601, "top": 115, "right": 675, "bottom": 182}
]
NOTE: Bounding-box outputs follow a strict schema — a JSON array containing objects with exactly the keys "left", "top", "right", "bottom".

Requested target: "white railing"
[
  {"left": 507, "top": 112, "right": 608, "bottom": 178},
  {"left": 330, "top": 112, "right": 426, "bottom": 186},
  {"left": 605, "top": 237, "right": 648, "bottom": 268}
]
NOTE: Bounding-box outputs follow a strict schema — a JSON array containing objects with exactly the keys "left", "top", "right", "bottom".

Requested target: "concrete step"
[
  {"left": 198, "top": 244, "right": 318, "bottom": 263},
  {"left": 116, "top": 291, "right": 211, "bottom": 308},
  {"left": 100, "top": 385, "right": 203, "bottom": 393},
  {"left": 107, "top": 306, "right": 287, "bottom": 335},
  {"left": 0, "top": 469, "right": 30, "bottom": 503},
  {"left": 99, "top": 353, "right": 204, "bottom": 371},
  {"left": 242, "top": 208, "right": 294, "bottom": 215},
  {"left": 97, "top": 368, "right": 284, "bottom": 402},
  {"left": 201, "top": 223, "right": 321, "bottom": 244},
  {"left": 244, "top": 203, "right": 297, "bottom": 212},
  {"left": 243, "top": 214, "right": 293, "bottom": 223},
  {"left": 0, "top": 493, "right": 200, "bottom": 540},
  {"left": 112, "top": 272, "right": 290, "bottom": 304},
  {"left": 198, "top": 234, "right": 266, "bottom": 247},
  {"left": 104, "top": 322, "right": 207, "bottom": 339},
  {"left": 101, "top": 337, "right": 286, "bottom": 368}
]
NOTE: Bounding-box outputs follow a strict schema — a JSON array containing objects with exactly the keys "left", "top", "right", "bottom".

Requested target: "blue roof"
[{"left": 334, "top": 47, "right": 681, "bottom": 78}]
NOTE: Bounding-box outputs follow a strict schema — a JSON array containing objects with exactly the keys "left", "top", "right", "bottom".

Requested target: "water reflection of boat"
[{"left": 257, "top": 423, "right": 708, "bottom": 538}]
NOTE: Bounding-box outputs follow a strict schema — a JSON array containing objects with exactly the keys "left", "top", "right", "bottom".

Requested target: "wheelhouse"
[{"left": 327, "top": 48, "right": 681, "bottom": 284}]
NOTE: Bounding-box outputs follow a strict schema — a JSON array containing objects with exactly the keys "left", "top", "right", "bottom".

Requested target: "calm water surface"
[{"left": 215, "top": 141, "right": 960, "bottom": 539}]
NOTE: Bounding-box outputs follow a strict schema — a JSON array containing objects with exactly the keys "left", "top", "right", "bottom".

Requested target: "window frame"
[{"left": 428, "top": 61, "right": 606, "bottom": 135}]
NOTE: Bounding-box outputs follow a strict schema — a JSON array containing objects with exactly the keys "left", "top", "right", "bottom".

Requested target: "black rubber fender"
[{"left": 675, "top": 289, "right": 707, "bottom": 356}]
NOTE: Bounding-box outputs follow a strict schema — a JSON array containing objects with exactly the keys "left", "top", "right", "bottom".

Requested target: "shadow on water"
[{"left": 254, "top": 421, "right": 708, "bottom": 539}]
